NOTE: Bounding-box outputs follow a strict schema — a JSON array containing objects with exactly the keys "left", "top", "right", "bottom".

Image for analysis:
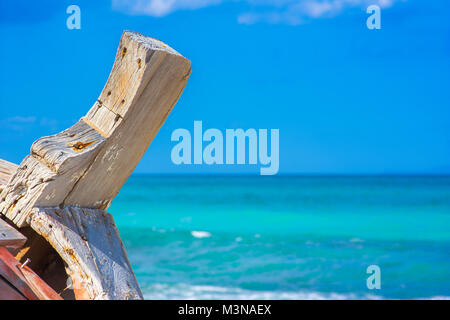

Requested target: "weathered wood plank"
[
  {"left": 0, "top": 31, "right": 191, "bottom": 227},
  {"left": 0, "top": 31, "right": 191, "bottom": 300},
  {"left": 30, "top": 206, "right": 142, "bottom": 300},
  {"left": 0, "top": 217, "right": 27, "bottom": 253},
  {"left": 66, "top": 31, "right": 191, "bottom": 208},
  {"left": 0, "top": 159, "right": 18, "bottom": 190},
  {"left": 0, "top": 156, "right": 55, "bottom": 226},
  {"left": 0, "top": 277, "right": 27, "bottom": 300}
]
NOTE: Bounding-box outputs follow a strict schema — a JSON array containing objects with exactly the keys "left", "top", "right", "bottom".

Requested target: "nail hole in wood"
[{"left": 68, "top": 140, "right": 96, "bottom": 151}]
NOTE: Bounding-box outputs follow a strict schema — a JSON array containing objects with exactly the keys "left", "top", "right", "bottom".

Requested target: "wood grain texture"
[
  {"left": 0, "top": 159, "right": 18, "bottom": 191},
  {"left": 30, "top": 206, "right": 141, "bottom": 300},
  {"left": 0, "top": 218, "right": 27, "bottom": 253},
  {"left": 0, "top": 31, "right": 190, "bottom": 227},
  {"left": 68, "top": 31, "right": 191, "bottom": 208},
  {"left": 0, "top": 31, "right": 191, "bottom": 299}
]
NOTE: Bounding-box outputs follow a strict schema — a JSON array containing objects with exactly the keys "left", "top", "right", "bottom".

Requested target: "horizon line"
[{"left": 129, "top": 173, "right": 450, "bottom": 177}]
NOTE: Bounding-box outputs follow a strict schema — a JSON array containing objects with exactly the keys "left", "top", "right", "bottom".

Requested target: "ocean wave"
[
  {"left": 424, "top": 296, "right": 450, "bottom": 300},
  {"left": 142, "top": 283, "right": 384, "bottom": 300},
  {"left": 191, "top": 231, "right": 212, "bottom": 238}
]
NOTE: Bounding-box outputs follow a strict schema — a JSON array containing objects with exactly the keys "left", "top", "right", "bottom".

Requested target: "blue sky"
[{"left": 0, "top": 0, "right": 449, "bottom": 174}]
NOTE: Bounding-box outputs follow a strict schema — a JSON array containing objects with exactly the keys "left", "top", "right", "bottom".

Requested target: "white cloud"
[
  {"left": 238, "top": 10, "right": 304, "bottom": 25},
  {"left": 238, "top": 0, "right": 403, "bottom": 25},
  {"left": 112, "top": 0, "right": 405, "bottom": 24},
  {"left": 0, "top": 116, "right": 36, "bottom": 134},
  {"left": 112, "top": 0, "right": 223, "bottom": 17},
  {"left": 0, "top": 116, "right": 59, "bottom": 133},
  {"left": 6, "top": 116, "right": 37, "bottom": 123}
]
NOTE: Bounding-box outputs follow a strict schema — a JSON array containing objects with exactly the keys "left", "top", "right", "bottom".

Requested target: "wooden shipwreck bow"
[{"left": 0, "top": 31, "right": 191, "bottom": 299}]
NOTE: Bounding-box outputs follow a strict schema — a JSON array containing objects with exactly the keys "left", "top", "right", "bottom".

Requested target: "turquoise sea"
[{"left": 109, "top": 176, "right": 450, "bottom": 300}]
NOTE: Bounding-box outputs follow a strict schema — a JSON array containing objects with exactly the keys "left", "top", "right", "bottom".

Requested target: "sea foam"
[{"left": 191, "top": 231, "right": 212, "bottom": 238}]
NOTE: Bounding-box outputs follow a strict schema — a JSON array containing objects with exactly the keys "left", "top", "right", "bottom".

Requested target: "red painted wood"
[
  {"left": 0, "top": 247, "right": 62, "bottom": 300},
  {"left": 0, "top": 277, "right": 27, "bottom": 300}
]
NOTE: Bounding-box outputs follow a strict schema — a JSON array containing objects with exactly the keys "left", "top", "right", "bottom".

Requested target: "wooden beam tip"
[{"left": 122, "top": 30, "right": 187, "bottom": 59}]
